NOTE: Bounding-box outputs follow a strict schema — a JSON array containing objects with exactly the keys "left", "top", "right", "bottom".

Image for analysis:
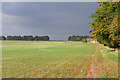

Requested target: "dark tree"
[
  {"left": 3, "top": 35, "right": 49, "bottom": 41},
  {"left": 7, "top": 36, "right": 13, "bottom": 40},
  {"left": 23, "top": 36, "right": 34, "bottom": 41},
  {"left": 0, "top": 36, "right": 6, "bottom": 40}
]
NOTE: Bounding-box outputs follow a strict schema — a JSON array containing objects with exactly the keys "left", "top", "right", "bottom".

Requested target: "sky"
[{"left": 2, "top": 2, "right": 100, "bottom": 40}]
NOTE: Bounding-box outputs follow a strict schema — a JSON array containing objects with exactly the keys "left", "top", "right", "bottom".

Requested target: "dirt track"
[{"left": 84, "top": 45, "right": 98, "bottom": 78}]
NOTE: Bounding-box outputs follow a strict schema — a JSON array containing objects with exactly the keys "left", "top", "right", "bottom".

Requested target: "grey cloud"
[{"left": 2, "top": 2, "right": 100, "bottom": 40}]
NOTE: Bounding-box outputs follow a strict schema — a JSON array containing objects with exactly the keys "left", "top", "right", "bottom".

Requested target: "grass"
[
  {"left": 96, "top": 45, "right": 118, "bottom": 78},
  {"left": 2, "top": 41, "right": 118, "bottom": 78}
]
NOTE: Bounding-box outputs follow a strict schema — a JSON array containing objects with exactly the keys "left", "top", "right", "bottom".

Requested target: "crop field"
[{"left": 2, "top": 41, "right": 118, "bottom": 78}]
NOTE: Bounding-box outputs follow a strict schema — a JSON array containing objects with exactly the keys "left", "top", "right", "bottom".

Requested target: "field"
[{"left": 2, "top": 41, "right": 118, "bottom": 78}]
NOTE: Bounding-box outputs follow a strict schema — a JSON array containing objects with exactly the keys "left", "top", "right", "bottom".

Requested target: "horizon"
[{"left": 1, "top": 35, "right": 93, "bottom": 41}]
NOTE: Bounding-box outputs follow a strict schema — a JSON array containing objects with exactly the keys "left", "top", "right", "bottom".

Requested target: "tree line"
[
  {"left": 0, "top": 35, "right": 93, "bottom": 41},
  {"left": 68, "top": 35, "right": 93, "bottom": 42},
  {"left": 0, "top": 36, "right": 49, "bottom": 41}
]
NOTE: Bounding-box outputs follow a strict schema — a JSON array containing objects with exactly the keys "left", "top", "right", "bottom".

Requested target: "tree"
[
  {"left": 7, "top": 36, "right": 13, "bottom": 40},
  {"left": 76, "top": 37, "right": 80, "bottom": 41},
  {"left": 89, "top": 2, "right": 119, "bottom": 48},
  {"left": 42, "top": 36, "right": 49, "bottom": 41},
  {"left": 0, "top": 36, "right": 6, "bottom": 40},
  {"left": 23, "top": 36, "right": 34, "bottom": 41}
]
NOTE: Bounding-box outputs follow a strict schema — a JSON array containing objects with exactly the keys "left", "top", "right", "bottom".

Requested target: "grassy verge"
[{"left": 94, "top": 44, "right": 118, "bottom": 78}]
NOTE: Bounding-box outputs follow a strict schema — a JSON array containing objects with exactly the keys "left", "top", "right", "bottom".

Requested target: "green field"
[{"left": 2, "top": 41, "right": 118, "bottom": 78}]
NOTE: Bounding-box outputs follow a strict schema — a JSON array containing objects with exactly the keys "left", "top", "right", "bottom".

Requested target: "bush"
[{"left": 83, "top": 39, "right": 87, "bottom": 43}]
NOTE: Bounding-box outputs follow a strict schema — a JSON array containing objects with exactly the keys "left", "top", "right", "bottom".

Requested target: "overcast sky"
[{"left": 2, "top": 2, "right": 100, "bottom": 40}]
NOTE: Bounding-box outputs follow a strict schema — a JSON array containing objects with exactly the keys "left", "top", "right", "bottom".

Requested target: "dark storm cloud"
[
  {"left": 0, "top": 2, "right": 1, "bottom": 36},
  {"left": 2, "top": 2, "right": 100, "bottom": 40}
]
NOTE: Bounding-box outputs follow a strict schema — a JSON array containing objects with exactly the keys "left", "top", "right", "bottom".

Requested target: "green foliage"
[
  {"left": 89, "top": 2, "right": 120, "bottom": 48},
  {"left": 0, "top": 36, "right": 6, "bottom": 40},
  {"left": 2, "top": 35, "right": 49, "bottom": 41},
  {"left": 68, "top": 35, "right": 93, "bottom": 42},
  {"left": 82, "top": 39, "right": 87, "bottom": 43}
]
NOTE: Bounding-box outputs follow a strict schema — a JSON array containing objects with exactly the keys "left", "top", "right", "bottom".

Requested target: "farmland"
[{"left": 2, "top": 41, "right": 118, "bottom": 78}]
